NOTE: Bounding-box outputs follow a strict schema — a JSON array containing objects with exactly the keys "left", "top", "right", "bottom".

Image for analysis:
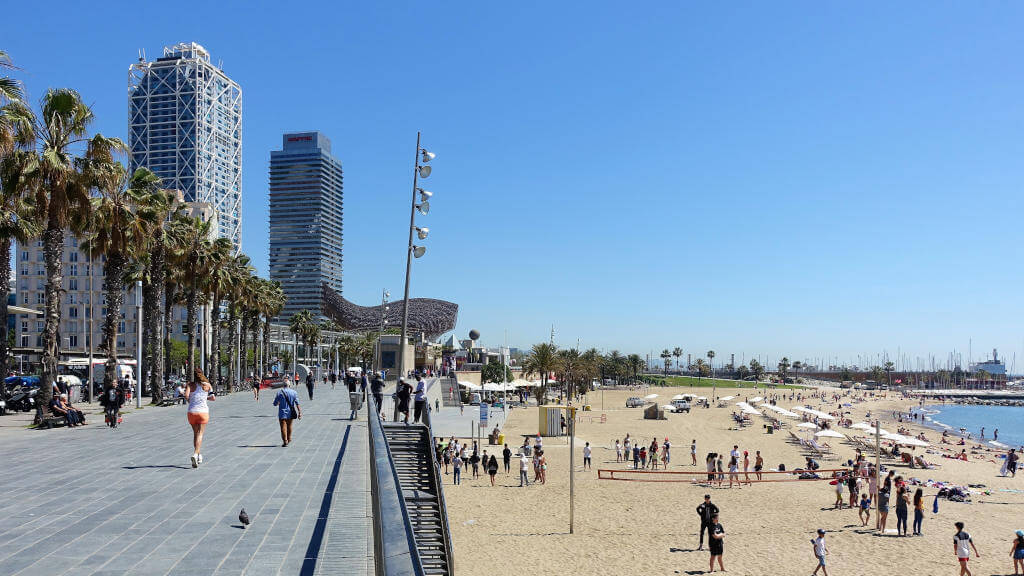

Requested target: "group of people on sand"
[
  {"left": 615, "top": 434, "right": 672, "bottom": 470},
  {"left": 703, "top": 445, "right": 764, "bottom": 487}
]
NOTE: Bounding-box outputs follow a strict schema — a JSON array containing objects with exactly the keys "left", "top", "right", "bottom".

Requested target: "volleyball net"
[{"left": 597, "top": 468, "right": 851, "bottom": 483}]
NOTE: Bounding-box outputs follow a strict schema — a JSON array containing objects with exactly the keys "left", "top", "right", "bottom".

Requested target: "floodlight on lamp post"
[{"left": 399, "top": 131, "right": 436, "bottom": 378}]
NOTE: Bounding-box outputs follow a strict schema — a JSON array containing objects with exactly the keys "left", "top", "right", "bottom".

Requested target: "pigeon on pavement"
[{"left": 239, "top": 508, "right": 250, "bottom": 528}]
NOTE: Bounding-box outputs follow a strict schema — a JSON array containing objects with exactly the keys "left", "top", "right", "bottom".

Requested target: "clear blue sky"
[{"left": 5, "top": 2, "right": 1024, "bottom": 369}]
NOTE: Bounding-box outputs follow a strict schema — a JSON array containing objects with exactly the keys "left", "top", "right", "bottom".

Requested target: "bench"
[{"left": 38, "top": 416, "right": 67, "bottom": 430}]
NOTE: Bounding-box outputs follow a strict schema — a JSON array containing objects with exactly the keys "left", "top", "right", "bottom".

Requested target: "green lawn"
[{"left": 645, "top": 375, "right": 802, "bottom": 390}]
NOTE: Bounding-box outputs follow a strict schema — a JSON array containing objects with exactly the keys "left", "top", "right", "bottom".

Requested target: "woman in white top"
[{"left": 186, "top": 368, "right": 213, "bottom": 468}]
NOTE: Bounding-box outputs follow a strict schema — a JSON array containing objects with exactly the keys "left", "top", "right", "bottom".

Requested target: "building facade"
[
  {"left": 268, "top": 131, "right": 344, "bottom": 320},
  {"left": 129, "top": 42, "right": 243, "bottom": 248}
]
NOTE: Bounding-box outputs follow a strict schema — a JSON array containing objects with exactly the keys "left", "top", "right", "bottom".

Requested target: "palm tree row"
[
  {"left": 0, "top": 53, "right": 286, "bottom": 415},
  {"left": 521, "top": 344, "right": 647, "bottom": 405}
]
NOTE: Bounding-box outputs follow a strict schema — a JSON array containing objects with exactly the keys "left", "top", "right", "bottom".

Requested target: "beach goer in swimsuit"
[
  {"left": 754, "top": 450, "right": 764, "bottom": 481},
  {"left": 691, "top": 439, "right": 697, "bottom": 466},
  {"left": 742, "top": 451, "right": 750, "bottom": 485},
  {"left": 859, "top": 492, "right": 871, "bottom": 526},
  {"left": 913, "top": 488, "right": 925, "bottom": 535},
  {"left": 185, "top": 368, "right": 212, "bottom": 468}
]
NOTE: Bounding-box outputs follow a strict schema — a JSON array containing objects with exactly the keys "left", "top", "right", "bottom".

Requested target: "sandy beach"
[{"left": 444, "top": 386, "right": 1024, "bottom": 576}]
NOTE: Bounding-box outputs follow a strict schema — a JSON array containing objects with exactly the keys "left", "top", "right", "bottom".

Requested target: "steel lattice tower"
[{"left": 129, "top": 42, "right": 243, "bottom": 248}]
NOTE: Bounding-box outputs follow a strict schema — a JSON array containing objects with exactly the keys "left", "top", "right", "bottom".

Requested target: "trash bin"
[
  {"left": 498, "top": 433, "right": 505, "bottom": 445},
  {"left": 767, "top": 425, "right": 774, "bottom": 434},
  {"left": 349, "top": 392, "right": 363, "bottom": 411}
]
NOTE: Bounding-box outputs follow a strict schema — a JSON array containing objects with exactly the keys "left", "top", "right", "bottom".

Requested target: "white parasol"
[
  {"left": 797, "top": 422, "right": 818, "bottom": 429},
  {"left": 815, "top": 429, "right": 845, "bottom": 438}
]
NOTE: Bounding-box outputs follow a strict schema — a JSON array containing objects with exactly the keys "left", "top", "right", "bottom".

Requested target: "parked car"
[
  {"left": 626, "top": 397, "right": 645, "bottom": 408},
  {"left": 669, "top": 399, "right": 691, "bottom": 413}
]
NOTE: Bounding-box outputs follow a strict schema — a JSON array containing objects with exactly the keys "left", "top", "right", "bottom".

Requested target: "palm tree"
[
  {"left": 883, "top": 360, "right": 895, "bottom": 388},
  {"left": 225, "top": 253, "right": 254, "bottom": 391},
  {"left": 161, "top": 214, "right": 189, "bottom": 380},
  {"left": 0, "top": 149, "right": 38, "bottom": 383},
  {"left": 672, "top": 347, "right": 682, "bottom": 373},
  {"left": 202, "top": 237, "right": 234, "bottom": 387},
  {"left": 141, "top": 188, "right": 179, "bottom": 403},
  {"left": 556, "top": 348, "right": 582, "bottom": 401},
  {"left": 261, "top": 280, "right": 285, "bottom": 375},
  {"left": 626, "top": 353, "right": 643, "bottom": 384},
  {"left": 289, "top": 309, "right": 313, "bottom": 366},
  {"left": 660, "top": 349, "right": 671, "bottom": 376},
  {"left": 581, "top": 348, "right": 602, "bottom": 387},
  {"left": 778, "top": 357, "right": 791, "bottom": 379},
  {"left": 522, "top": 342, "right": 558, "bottom": 405},
  {"left": 793, "top": 360, "right": 803, "bottom": 374},
  {"left": 80, "top": 140, "right": 164, "bottom": 389},
  {"left": 32, "top": 89, "right": 98, "bottom": 415},
  {"left": 706, "top": 350, "right": 715, "bottom": 379},
  {"left": 172, "top": 216, "right": 212, "bottom": 383}
]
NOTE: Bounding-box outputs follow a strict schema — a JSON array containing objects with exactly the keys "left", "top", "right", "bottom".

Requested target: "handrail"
[
  {"left": 421, "top": 383, "right": 455, "bottom": 574},
  {"left": 367, "top": 394, "right": 425, "bottom": 576}
]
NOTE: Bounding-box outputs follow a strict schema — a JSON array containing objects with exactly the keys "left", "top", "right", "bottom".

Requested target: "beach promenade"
[{"left": 0, "top": 384, "right": 372, "bottom": 576}]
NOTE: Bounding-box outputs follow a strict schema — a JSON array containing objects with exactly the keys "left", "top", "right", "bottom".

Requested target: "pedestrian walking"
[
  {"left": 954, "top": 521, "right": 980, "bottom": 576},
  {"left": 583, "top": 442, "right": 592, "bottom": 470},
  {"left": 502, "top": 443, "right": 512, "bottom": 474},
  {"left": 519, "top": 452, "right": 530, "bottom": 486},
  {"left": 708, "top": 514, "right": 725, "bottom": 573},
  {"left": 811, "top": 529, "right": 829, "bottom": 576},
  {"left": 305, "top": 371, "right": 314, "bottom": 400},
  {"left": 452, "top": 453, "right": 462, "bottom": 485},
  {"left": 696, "top": 494, "right": 718, "bottom": 550},
  {"left": 413, "top": 377, "right": 427, "bottom": 423},
  {"left": 185, "top": 368, "right": 212, "bottom": 468},
  {"left": 1011, "top": 529, "right": 1024, "bottom": 575},
  {"left": 371, "top": 371, "right": 384, "bottom": 413},
  {"left": 487, "top": 455, "right": 498, "bottom": 486},
  {"left": 329, "top": 371, "right": 337, "bottom": 389},
  {"left": 396, "top": 378, "right": 412, "bottom": 423},
  {"left": 273, "top": 380, "right": 302, "bottom": 447}
]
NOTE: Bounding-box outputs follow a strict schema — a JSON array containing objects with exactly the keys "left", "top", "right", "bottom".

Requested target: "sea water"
[{"left": 921, "top": 404, "right": 1024, "bottom": 449}]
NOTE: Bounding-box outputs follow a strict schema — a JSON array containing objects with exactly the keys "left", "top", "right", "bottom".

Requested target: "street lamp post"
[{"left": 397, "top": 131, "right": 434, "bottom": 378}]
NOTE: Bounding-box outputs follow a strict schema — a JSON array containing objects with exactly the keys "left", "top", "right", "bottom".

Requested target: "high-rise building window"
[
  {"left": 69, "top": 278, "right": 78, "bottom": 290},
  {"left": 69, "top": 335, "right": 78, "bottom": 347},
  {"left": 20, "top": 251, "right": 27, "bottom": 261},
  {"left": 69, "top": 307, "right": 78, "bottom": 318},
  {"left": 36, "top": 293, "right": 44, "bottom": 305},
  {"left": 70, "top": 252, "right": 78, "bottom": 262}
]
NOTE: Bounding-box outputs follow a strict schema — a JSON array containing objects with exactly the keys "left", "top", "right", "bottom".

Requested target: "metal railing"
[
  {"left": 367, "top": 395, "right": 424, "bottom": 576},
  {"left": 420, "top": 391, "right": 455, "bottom": 575}
]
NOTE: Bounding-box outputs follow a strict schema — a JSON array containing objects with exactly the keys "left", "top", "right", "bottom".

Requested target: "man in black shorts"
[
  {"left": 708, "top": 513, "right": 725, "bottom": 572},
  {"left": 696, "top": 494, "right": 719, "bottom": 550}
]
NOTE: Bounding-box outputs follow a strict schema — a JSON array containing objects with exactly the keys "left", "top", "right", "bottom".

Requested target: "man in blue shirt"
[{"left": 273, "top": 382, "right": 302, "bottom": 447}]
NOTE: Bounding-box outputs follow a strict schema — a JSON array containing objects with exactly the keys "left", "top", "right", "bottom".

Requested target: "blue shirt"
[{"left": 273, "top": 388, "right": 300, "bottom": 419}]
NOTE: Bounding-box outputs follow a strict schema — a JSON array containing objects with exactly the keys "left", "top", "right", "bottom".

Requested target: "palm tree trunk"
[
  {"left": 163, "top": 284, "right": 176, "bottom": 378},
  {"left": 100, "top": 252, "right": 127, "bottom": 388},
  {"left": 226, "top": 306, "right": 237, "bottom": 392},
  {"left": 0, "top": 238, "right": 11, "bottom": 392},
  {"left": 262, "top": 317, "right": 271, "bottom": 375},
  {"left": 186, "top": 280, "right": 198, "bottom": 382},
  {"left": 144, "top": 240, "right": 164, "bottom": 403},
  {"left": 210, "top": 291, "right": 220, "bottom": 388},
  {"left": 38, "top": 226, "right": 64, "bottom": 421},
  {"left": 250, "top": 317, "right": 258, "bottom": 381}
]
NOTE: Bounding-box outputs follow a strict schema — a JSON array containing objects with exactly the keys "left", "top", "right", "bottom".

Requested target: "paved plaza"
[{"left": 0, "top": 384, "right": 371, "bottom": 576}]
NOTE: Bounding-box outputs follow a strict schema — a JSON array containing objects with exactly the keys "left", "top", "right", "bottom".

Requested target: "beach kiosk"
[{"left": 538, "top": 405, "right": 575, "bottom": 436}]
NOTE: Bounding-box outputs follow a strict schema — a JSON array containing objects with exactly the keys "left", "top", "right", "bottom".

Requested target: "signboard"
[{"left": 480, "top": 402, "right": 489, "bottom": 425}]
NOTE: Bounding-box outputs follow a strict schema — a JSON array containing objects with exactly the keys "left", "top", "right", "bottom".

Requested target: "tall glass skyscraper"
[
  {"left": 128, "top": 42, "right": 243, "bottom": 247},
  {"left": 268, "top": 132, "right": 344, "bottom": 320}
]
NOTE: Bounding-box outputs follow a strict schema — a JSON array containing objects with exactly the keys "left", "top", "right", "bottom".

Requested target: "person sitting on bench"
[{"left": 50, "top": 393, "right": 83, "bottom": 427}]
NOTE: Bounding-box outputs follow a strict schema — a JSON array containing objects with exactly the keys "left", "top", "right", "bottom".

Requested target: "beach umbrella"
[
  {"left": 750, "top": 396, "right": 764, "bottom": 402},
  {"left": 797, "top": 422, "right": 818, "bottom": 429},
  {"left": 644, "top": 393, "right": 658, "bottom": 400},
  {"left": 720, "top": 396, "right": 735, "bottom": 401},
  {"left": 850, "top": 422, "right": 874, "bottom": 431},
  {"left": 815, "top": 430, "right": 845, "bottom": 439}
]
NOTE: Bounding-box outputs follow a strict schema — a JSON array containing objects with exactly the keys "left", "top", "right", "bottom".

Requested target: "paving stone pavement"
[{"left": 0, "top": 383, "right": 372, "bottom": 576}]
